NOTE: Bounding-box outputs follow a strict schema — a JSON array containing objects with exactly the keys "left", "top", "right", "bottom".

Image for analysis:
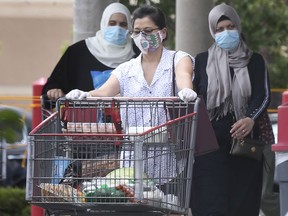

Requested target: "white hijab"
[
  {"left": 85, "top": 3, "right": 135, "bottom": 68},
  {"left": 206, "top": 3, "right": 253, "bottom": 121}
]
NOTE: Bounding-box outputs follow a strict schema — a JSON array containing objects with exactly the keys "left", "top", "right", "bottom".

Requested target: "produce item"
[
  {"left": 105, "top": 167, "right": 148, "bottom": 180},
  {"left": 81, "top": 178, "right": 130, "bottom": 194},
  {"left": 105, "top": 167, "right": 150, "bottom": 187},
  {"left": 115, "top": 184, "right": 135, "bottom": 202},
  {"left": 85, "top": 184, "right": 127, "bottom": 202}
]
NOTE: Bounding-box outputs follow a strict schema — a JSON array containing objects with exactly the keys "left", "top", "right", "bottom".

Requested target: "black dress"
[{"left": 191, "top": 51, "right": 271, "bottom": 216}]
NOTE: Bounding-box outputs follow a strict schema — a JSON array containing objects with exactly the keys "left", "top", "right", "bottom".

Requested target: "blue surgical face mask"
[
  {"left": 215, "top": 30, "right": 240, "bottom": 51},
  {"left": 103, "top": 26, "right": 128, "bottom": 45}
]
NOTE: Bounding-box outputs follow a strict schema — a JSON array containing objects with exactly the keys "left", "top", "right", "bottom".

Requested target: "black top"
[
  {"left": 193, "top": 51, "right": 270, "bottom": 147},
  {"left": 42, "top": 40, "right": 140, "bottom": 95}
]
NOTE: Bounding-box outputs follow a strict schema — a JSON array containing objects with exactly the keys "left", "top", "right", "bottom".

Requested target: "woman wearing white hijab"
[
  {"left": 43, "top": 2, "right": 139, "bottom": 101},
  {"left": 191, "top": 3, "right": 272, "bottom": 216}
]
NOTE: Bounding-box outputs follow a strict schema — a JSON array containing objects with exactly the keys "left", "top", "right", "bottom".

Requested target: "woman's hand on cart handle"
[
  {"left": 47, "top": 88, "right": 65, "bottom": 101},
  {"left": 178, "top": 88, "right": 197, "bottom": 102},
  {"left": 66, "top": 89, "right": 91, "bottom": 100}
]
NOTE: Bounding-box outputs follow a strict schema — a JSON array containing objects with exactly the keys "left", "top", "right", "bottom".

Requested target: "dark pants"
[{"left": 191, "top": 149, "right": 263, "bottom": 216}]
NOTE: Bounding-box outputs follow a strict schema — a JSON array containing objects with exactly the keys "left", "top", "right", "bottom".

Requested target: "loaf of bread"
[
  {"left": 39, "top": 183, "right": 84, "bottom": 202},
  {"left": 82, "top": 153, "right": 120, "bottom": 178}
]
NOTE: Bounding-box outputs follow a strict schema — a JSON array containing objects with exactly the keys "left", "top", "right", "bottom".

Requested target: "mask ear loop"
[
  {"left": 159, "top": 31, "right": 164, "bottom": 42},
  {"left": 159, "top": 28, "right": 167, "bottom": 42}
]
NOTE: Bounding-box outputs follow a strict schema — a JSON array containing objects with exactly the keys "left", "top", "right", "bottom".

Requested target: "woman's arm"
[
  {"left": 175, "top": 55, "right": 194, "bottom": 90},
  {"left": 66, "top": 74, "right": 120, "bottom": 99},
  {"left": 245, "top": 53, "right": 270, "bottom": 120},
  {"left": 89, "top": 74, "right": 120, "bottom": 97},
  {"left": 66, "top": 60, "right": 127, "bottom": 99},
  {"left": 174, "top": 54, "right": 197, "bottom": 102}
]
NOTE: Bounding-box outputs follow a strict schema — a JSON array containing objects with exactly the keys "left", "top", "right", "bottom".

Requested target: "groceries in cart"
[
  {"left": 39, "top": 166, "right": 179, "bottom": 208},
  {"left": 82, "top": 167, "right": 163, "bottom": 203}
]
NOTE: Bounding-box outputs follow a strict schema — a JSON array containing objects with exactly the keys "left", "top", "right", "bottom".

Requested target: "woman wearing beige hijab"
[{"left": 191, "top": 3, "right": 272, "bottom": 216}]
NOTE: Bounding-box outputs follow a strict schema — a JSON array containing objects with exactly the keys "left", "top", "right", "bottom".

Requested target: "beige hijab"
[
  {"left": 206, "top": 3, "right": 253, "bottom": 121},
  {"left": 85, "top": 3, "right": 135, "bottom": 68}
]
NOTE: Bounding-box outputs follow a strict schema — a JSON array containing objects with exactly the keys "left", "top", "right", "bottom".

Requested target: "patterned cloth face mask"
[{"left": 133, "top": 31, "right": 163, "bottom": 54}]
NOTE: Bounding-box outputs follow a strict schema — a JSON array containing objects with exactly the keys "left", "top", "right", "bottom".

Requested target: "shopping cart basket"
[{"left": 26, "top": 97, "right": 200, "bottom": 216}]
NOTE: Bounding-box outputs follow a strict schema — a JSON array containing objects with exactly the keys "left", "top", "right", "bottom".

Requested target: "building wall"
[{"left": 0, "top": 0, "right": 73, "bottom": 95}]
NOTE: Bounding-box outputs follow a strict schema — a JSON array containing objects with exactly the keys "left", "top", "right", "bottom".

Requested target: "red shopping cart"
[{"left": 26, "top": 97, "right": 200, "bottom": 216}]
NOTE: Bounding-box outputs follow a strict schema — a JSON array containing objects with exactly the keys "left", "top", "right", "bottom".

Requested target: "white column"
[
  {"left": 176, "top": 0, "right": 214, "bottom": 56},
  {"left": 73, "top": 0, "right": 117, "bottom": 43}
]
